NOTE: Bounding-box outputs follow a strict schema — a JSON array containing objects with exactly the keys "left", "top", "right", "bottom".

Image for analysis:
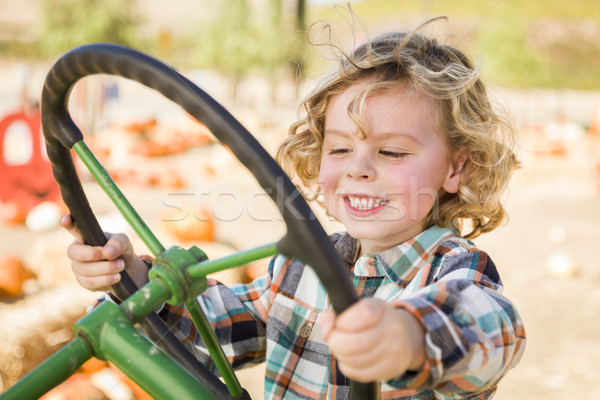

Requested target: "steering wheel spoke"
[{"left": 72, "top": 140, "right": 166, "bottom": 256}]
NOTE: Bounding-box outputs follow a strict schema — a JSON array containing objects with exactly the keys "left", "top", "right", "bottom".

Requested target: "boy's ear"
[{"left": 442, "top": 151, "right": 467, "bottom": 194}]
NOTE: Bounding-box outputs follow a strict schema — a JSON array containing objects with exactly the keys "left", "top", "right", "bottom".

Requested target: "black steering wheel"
[{"left": 41, "top": 43, "right": 379, "bottom": 400}]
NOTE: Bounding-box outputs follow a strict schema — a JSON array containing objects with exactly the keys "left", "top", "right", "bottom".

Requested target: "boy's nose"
[{"left": 345, "top": 151, "right": 375, "bottom": 181}]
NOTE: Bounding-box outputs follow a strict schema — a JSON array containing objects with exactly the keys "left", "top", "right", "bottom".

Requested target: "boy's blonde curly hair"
[{"left": 276, "top": 19, "right": 519, "bottom": 239}]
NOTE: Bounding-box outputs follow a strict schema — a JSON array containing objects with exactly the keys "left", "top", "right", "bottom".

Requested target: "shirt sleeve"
[
  {"left": 388, "top": 245, "right": 526, "bottom": 398},
  {"left": 158, "top": 255, "right": 282, "bottom": 374}
]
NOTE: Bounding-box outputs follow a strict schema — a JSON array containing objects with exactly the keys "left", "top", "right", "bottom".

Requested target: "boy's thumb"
[
  {"left": 60, "top": 214, "right": 83, "bottom": 243},
  {"left": 320, "top": 310, "right": 336, "bottom": 341}
]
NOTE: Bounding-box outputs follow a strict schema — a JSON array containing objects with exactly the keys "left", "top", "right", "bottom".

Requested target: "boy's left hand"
[{"left": 321, "top": 298, "right": 426, "bottom": 382}]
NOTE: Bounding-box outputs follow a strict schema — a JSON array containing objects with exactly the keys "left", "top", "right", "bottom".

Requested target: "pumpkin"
[
  {"left": 132, "top": 140, "right": 170, "bottom": 158},
  {"left": 0, "top": 254, "right": 34, "bottom": 297},
  {"left": 547, "top": 251, "right": 580, "bottom": 278},
  {"left": 156, "top": 168, "right": 186, "bottom": 190},
  {"left": 203, "top": 164, "right": 217, "bottom": 177},
  {"left": 39, "top": 373, "right": 104, "bottom": 400},
  {"left": 161, "top": 207, "right": 215, "bottom": 242},
  {"left": 165, "top": 136, "right": 187, "bottom": 154},
  {"left": 123, "top": 118, "right": 157, "bottom": 135},
  {"left": 549, "top": 141, "right": 567, "bottom": 157},
  {"left": 79, "top": 357, "right": 108, "bottom": 375},
  {"left": 110, "top": 169, "right": 138, "bottom": 186},
  {"left": 589, "top": 104, "right": 600, "bottom": 136},
  {"left": 108, "top": 362, "right": 154, "bottom": 400},
  {"left": 245, "top": 259, "right": 270, "bottom": 283},
  {"left": 0, "top": 200, "right": 27, "bottom": 226},
  {"left": 25, "top": 201, "right": 62, "bottom": 232},
  {"left": 187, "top": 132, "right": 211, "bottom": 147}
]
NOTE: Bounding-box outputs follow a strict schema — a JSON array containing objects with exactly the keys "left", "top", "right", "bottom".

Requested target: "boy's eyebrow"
[
  {"left": 324, "top": 129, "right": 423, "bottom": 145},
  {"left": 323, "top": 129, "right": 352, "bottom": 137},
  {"left": 375, "top": 131, "right": 423, "bottom": 144}
]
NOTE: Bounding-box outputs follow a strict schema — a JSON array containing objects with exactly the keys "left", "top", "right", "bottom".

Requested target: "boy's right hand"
[{"left": 61, "top": 214, "right": 148, "bottom": 291}]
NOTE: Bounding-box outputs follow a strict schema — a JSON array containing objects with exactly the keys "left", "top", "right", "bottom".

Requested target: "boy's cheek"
[
  {"left": 317, "top": 165, "right": 338, "bottom": 197},
  {"left": 318, "top": 183, "right": 343, "bottom": 221},
  {"left": 320, "top": 184, "right": 338, "bottom": 214},
  {"left": 318, "top": 157, "right": 335, "bottom": 180}
]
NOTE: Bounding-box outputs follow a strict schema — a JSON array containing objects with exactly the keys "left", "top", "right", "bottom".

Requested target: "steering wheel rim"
[{"left": 41, "top": 43, "right": 378, "bottom": 399}]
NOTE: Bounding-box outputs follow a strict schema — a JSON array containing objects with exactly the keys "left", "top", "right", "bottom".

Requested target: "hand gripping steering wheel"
[{"left": 40, "top": 43, "right": 379, "bottom": 400}]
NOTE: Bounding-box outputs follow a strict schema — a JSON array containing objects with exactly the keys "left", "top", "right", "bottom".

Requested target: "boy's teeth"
[{"left": 347, "top": 196, "right": 388, "bottom": 210}]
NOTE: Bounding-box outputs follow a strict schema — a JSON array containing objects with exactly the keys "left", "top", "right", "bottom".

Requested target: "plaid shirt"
[{"left": 160, "top": 225, "right": 525, "bottom": 399}]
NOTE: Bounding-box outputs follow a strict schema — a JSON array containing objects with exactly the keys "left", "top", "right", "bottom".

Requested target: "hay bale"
[
  {"left": 23, "top": 229, "right": 78, "bottom": 290},
  {"left": 0, "top": 285, "right": 97, "bottom": 390}
]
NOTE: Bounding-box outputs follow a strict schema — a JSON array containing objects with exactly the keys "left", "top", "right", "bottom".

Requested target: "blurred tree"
[
  {"left": 294, "top": 0, "right": 307, "bottom": 79},
  {"left": 478, "top": 11, "right": 600, "bottom": 90},
  {"left": 38, "top": 0, "right": 141, "bottom": 57},
  {"left": 37, "top": 0, "right": 141, "bottom": 133},
  {"left": 192, "top": 0, "right": 306, "bottom": 104},
  {"left": 479, "top": 13, "right": 545, "bottom": 88}
]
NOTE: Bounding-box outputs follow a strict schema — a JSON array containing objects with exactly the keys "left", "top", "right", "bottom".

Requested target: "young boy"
[{"left": 63, "top": 21, "right": 525, "bottom": 399}]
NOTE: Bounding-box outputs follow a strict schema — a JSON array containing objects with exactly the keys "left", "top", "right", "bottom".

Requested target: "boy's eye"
[
  {"left": 328, "top": 148, "right": 351, "bottom": 155},
  {"left": 380, "top": 150, "right": 408, "bottom": 159}
]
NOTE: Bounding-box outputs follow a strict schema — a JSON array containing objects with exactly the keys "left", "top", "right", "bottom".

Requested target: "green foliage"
[
  {"left": 308, "top": 0, "right": 600, "bottom": 89},
  {"left": 333, "top": 0, "right": 600, "bottom": 20},
  {"left": 478, "top": 12, "right": 600, "bottom": 89},
  {"left": 3, "top": 0, "right": 597, "bottom": 90},
  {"left": 0, "top": 41, "right": 41, "bottom": 59},
  {"left": 38, "top": 0, "right": 141, "bottom": 57},
  {"left": 189, "top": 0, "right": 301, "bottom": 79},
  {"left": 478, "top": 13, "right": 545, "bottom": 87}
]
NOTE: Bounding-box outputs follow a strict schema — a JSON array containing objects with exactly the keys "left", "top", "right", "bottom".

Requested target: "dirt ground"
[
  {"left": 476, "top": 137, "right": 600, "bottom": 400},
  {"left": 0, "top": 71, "right": 600, "bottom": 398}
]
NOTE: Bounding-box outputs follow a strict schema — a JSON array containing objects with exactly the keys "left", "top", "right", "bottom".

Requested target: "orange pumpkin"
[
  {"left": 589, "top": 104, "right": 600, "bottom": 136},
  {"left": 39, "top": 373, "right": 104, "bottom": 400},
  {"left": 0, "top": 200, "right": 27, "bottom": 226},
  {"left": 245, "top": 259, "right": 270, "bottom": 283},
  {"left": 549, "top": 141, "right": 567, "bottom": 157},
  {"left": 132, "top": 140, "right": 170, "bottom": 158},
  {"left": 203, "top": 165, "right": 217, "bottom": 177},
  {"left": 165, "top": 136, "right": 187, "bottom": 154},
  {"left": 108, "top": 362, "right": 154, "bottom": 400},
  {"left": 124, "top": 118, "right": 157, "bottom": 135},
  {"left": 187, "top": 132, "right": 211, "bottom": 147},
  {"left": 79, "top": 357, "right": 109, "bottom": 375},
  {"left": 156, "top": 168, "right": 186, "bottom": 190},
  {"left": 161, "top": 208, "right": 215, "bottom": 242},
  {"left": 0, "top": 254, "right": 34, "bottom": 297}
]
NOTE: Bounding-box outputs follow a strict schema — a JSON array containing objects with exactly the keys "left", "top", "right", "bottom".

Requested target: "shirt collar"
[
  {"left": 333, "top": 232, "right": 359, "bottom": 266},
  {"left": 336, "top": 226, "right": 458, "bottom": 282}
]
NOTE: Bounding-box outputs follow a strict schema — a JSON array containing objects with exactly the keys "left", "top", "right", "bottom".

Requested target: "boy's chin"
[
  {"left": 345, "top": 220, "right": 426, "bottom": 244},
  {"left": 344, "top": 224, "right": 395, "bottom": 241}
]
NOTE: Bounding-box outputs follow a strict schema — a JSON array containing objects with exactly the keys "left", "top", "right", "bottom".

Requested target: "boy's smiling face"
[{"left": 319, "top": 82, "right": 464, "bottom": 255}]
